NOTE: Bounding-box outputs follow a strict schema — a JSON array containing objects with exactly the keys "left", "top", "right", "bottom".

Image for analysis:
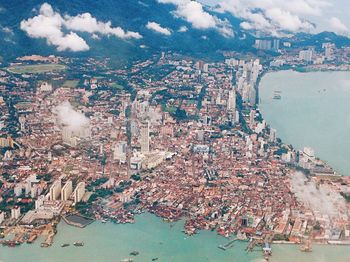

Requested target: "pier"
[{"left": 218, "top": 237, "right": 238, "bottom": 250}]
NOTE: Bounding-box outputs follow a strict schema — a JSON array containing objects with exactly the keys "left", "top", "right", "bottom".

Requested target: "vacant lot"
[{"left": 63, "top": 80, "right": 79, "bottom": 88}]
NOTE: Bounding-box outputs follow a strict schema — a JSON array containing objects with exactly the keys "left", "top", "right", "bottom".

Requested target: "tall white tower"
[
  {"left": 227, "top": 89, "right": 236, "bottom": 111},
  {"left": 140, "top": 121, "right": 150, "bottom": 154}
]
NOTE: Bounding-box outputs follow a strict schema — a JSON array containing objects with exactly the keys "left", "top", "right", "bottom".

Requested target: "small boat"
[
  {"left": 152, "top": 258, "right": 159, "bottom": 261},
  {"left": 61, "top": 243, "right": 70, "bottom": 247},
  {"left": 300, "top": 239, "right": 312, "bottom": 252},
  {"left": 120, "top": 259, "right": 133, "bottom": 262},
  {"left": 129, "top": 251, "right": 139, "bottom": 256},
  {"left": 73, "top": 242, "right": 84, "bottom": 247},
  {"left": 101, "top": 219, "right": 107, "bottom": 223}
]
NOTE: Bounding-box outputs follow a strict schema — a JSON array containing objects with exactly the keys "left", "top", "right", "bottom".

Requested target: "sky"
[
  {"left": 200, "top": 0, "right": 350, "bottom": 35},
  {"left": 13, "top": 0, "right": 350, "bottom": 52}
]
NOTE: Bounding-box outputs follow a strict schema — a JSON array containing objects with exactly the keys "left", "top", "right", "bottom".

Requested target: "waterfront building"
[
  {"left": 299, "top": 49, "right": 314, "bottom": 62},
  {"left": 323, "top": 43, "right": 335, "bottom": 60},
  {"left": 11, "top": 206, "right": 21, "bottom": 220},
  {"left": 269, "top": 129, "right": 277, "bottom": 143},
  {"left": 74, "top": 182, "right": 85, "bottom": 204},
  {"left": 50, "top": 180, "right": 61, "bottom": 201},
  {"left": 140, "top": 121, "right": 150, "bottom": 154},
  {"left": 61, "top": 180, "right": 73, "bottom": 201}
]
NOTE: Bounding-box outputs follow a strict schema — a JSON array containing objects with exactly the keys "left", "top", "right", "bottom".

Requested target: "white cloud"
[
  {"left": 20, "top": 3, "right": 141, "bottom": 52},
  {"left": 329, "top": 17, "right": 349, "bottom": 35},
  {"left": 178, "top": 26, "right": 188, "bottom": 32},
  {"left": 64, "top": 13, "right": 142, "bottom": 39},
  {"left": 54, "top": 101, "right": 90, "bottom": 132},
  {"left": 158, "top": 0, "right": 233, "bottom": 37},
  {"left": 146, "top": 21, "right": 171, "bottom": 35},
  {"left": 216, "top": 0, "right": 332, "bottom": 35},
  {"left": 173, "top": 1, "right": 217, "bottom": 29},
  {"left": 20, "top": 3, "right": 89, "bottom": 52}
]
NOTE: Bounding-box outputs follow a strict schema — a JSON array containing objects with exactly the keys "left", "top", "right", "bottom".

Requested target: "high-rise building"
[
  {"left": 272, "top": 39, "right": 280, "bottom": 50},
  {"left": 249, "top": 110, "right": 256, "bottom": 128},
  {"left": 113, "top": 141, "right": 127, "bottom": 162},
  {"left": 227, "top": 89, "right": 236, "bottom": 111},
  {"left": 35, "top": 195, "right": 45, "bottom": 209},
  {"left": 255, "top": 39, "right": 272, "bottom": 50},
  {"left": 299, "top": 49, "right": 314, "bottom": 62},
  {"left": 322, "top": 42, "right": 335, "bottom": 60},
  {"left": 140, "top": 121, "right": 150, "bottom": 154},
  {"left": 49, "top": 180, "right": 61, "bottom": 201},
  {"left": 74, "top": 182, "right": 85, "bottom": 204},
  {"left": 14, "top": 184, "right": 22, "bottom": 197},
  {"left": 11, "top": 206, "right": 21, "bottom": 220},
  {"left": 61, "top": 180, "right": 73, "bottom": 201},
  {"left": 269, "top": 129, "right": 277, "bottom": 143},
  {"left": 0, "top": 211, "right": 4, "bottom": 225}
]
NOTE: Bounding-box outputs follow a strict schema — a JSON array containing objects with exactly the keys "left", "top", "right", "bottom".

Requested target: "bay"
[
  {"left": 259, "top": 70, "right": 350, "bottom": 176},
  {"left": 0, "top": 213, "right": 262, "bottom": 262}
]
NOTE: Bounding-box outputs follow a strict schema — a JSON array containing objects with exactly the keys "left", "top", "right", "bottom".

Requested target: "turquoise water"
[
  {"left": 259, "top": 70, "right": 350, "bottom": 176},
  {"left": 0, "top": 213, "right": 262, "bottom": 262},
  {"left": 2, "top": 214, "right": 349, "bottom": 262}
]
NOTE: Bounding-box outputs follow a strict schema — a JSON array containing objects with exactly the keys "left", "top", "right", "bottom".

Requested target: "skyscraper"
[
  {"left": 113, "top": 141, "right": 127, "bottom": 162},
  {"left": 227, "top": 89, "right": 236, "bottom": 111},
  {"left": 74, "top": 182, "right": 85, "bottom": 204},
  {"left": 49, "top": 180, "right": 61, "bottom": 200},
  {"left": 61, "top": 180, "right": 73, "bottom": 201},
  {"left": 269, "top": 129, "right": 277, "bottom": 143},
  {"left": 140, "top": 121, "right": 150, "bottom": 154}
]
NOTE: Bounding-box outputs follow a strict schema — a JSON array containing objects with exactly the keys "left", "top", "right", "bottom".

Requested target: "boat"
[
  {"left": 73, "top": 242, "right": 84, "bottom": 247},
  {"left": 273, "top": 90, "right": 282, "bottom": 100},
  {"left": 61, "top": 243, "right": 70, "bottom": 247},
  {"left": 152, "top": 258, "right": 159, "bottom": 261},
  {"left": 120, "top": 259, "right": 133, "bottom": 262},
  {"left": 300, "top": 239, "right": 312, "bottom": 252},
  {"left": 101, "top": 219, "right": 107, "bottom": 223},
  {"left": 129, "top": 251, "right": 139, "bottom": 256}
]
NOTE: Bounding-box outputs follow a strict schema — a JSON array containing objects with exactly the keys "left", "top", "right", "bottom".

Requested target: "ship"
[
  {"left": 61, "top": 243, "right": 70, "bottom": 247},
  {"left": 130, "top": 250, "right": 139, "bottom": 256},
  {"left": 120, "top": 259, "right": 133, "bottom": 262},
  {"left": 73, "top": 242, "right": 84, "bottom": 247},
  {"left": 273, "top": 90, "right": 282, "bottom": 100}
]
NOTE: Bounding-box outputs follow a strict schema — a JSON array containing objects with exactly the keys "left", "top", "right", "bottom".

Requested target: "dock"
[{"left": 218, "top": 237, "right": 238, "bottom": 250}]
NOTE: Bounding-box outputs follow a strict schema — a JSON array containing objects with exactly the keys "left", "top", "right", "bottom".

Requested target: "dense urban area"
[{"left": 1, "top": 39, "right": 350, "bottom": 257}]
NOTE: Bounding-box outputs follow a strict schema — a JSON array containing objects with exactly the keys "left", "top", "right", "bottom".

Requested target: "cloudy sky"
[
  {"left": 16, "top": 0, "right": 350, "bottom": 52},
  {"left": 200, "top": 0, "right": 350, "bottom": 35}
]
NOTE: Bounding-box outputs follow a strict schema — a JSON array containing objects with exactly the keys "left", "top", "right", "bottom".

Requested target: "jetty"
[{"left": 218, "top": 237, "right": 238, "bottom": 250}]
